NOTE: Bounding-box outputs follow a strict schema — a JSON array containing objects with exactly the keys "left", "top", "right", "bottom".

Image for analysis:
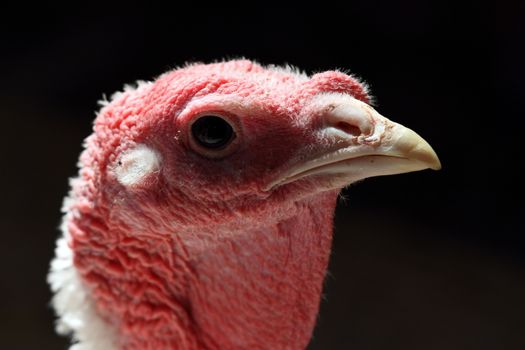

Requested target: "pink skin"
[{"left": 67, "top": 60, "right": 370, "bottom": 349}]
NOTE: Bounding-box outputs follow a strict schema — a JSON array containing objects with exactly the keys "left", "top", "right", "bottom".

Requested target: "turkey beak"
[
  {"left": 318, "top": 95, "right": 442, "bottom": 173},
  {"left": 351, "top": 117, "right": 442, "bottom": 174},
  {"left": 266, "top": 95, "right": 441, "bottom": 190},
  {"left": 382, "top": 122, "right": 442, "bottom": 171}
]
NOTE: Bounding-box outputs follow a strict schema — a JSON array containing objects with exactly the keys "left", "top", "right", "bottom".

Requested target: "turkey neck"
[
  {"left": 72, "top": 192, "right": 338, "bottom": 350},
  {"left": 186, "top": 192, "right": 337, "bottom": 350}
]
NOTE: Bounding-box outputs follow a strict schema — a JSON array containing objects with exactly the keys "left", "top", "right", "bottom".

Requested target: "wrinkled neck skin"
[{"left": 71, "top": 191, "right": 339, "bottom": 350}]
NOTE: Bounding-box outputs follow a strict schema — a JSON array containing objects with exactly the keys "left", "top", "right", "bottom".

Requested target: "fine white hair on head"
[
  {"left": 98, "top": 80, "right": 153, "bottom": 107},
  {"left": 114, "top": 144, "right": 161, "bottom": 187},
  {"left": 266, "top": 63, "right": 309, "bottom": 81}
]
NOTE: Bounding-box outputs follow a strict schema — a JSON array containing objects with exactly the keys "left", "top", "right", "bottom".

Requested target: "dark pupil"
[{"left": 192, "top": 116, "right": 234, "bottom": 149}]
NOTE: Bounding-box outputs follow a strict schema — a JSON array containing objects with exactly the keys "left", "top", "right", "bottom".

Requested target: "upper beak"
[
  {"left": 266, "top": 94, "right": 441, "bottom": 191},
  {"left": 380, "top": 122, "right": 441, "bottom": 171}
]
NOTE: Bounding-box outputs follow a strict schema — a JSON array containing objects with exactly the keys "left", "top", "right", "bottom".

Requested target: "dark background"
[{"left": 1, "top": 2, "right": 524, "bottom": 349}]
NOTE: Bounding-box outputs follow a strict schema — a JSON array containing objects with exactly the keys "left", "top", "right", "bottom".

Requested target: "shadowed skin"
[{"left": 50, "top": 60, "right": 440, "bottom": 349}]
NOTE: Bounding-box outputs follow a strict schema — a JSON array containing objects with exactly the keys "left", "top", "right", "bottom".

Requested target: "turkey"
[{"left": 48, "top": 60, "right": 440, "bottom": 350}]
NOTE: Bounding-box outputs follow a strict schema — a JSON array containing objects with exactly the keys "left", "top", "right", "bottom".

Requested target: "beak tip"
[
  {"left": 413, "top": 144, "right": 442, "bottom": 172},
  {"left": 394, "top": 126, "right": 441, "bottom": 172},
  {"left": 429, "top": 157, "right": 442, "bottom": 171},
  {"left": 419, "top": 145, "right": 441, "bottom": 171},
  {"left": 431, "top": 156, "right": 442, "bottom": 170}
]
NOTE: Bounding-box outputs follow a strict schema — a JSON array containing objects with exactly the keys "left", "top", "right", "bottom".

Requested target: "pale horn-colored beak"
[
  {"left": 381, "top": 122, "right": 441, "bottom": 171},
  {"left": 266, "top": 94, "right": 441, "bottom": 191}
]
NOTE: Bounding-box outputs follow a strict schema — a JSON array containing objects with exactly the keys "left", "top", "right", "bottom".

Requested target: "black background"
[{"left": 1, "top": 2, "right": 524, "bottom": 349}]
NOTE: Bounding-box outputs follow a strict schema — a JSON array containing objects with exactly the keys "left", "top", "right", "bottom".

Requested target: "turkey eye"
[{"left": 191, "top": 115, "right": 235, "bottom": 149}]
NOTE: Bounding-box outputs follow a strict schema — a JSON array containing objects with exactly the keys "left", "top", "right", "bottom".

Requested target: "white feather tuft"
[
  {"left": 48, "top": 196, "right": 118, "bottom": 350},
  {"left": 114, "top": 144, "right": 161, "bottom": 187}
]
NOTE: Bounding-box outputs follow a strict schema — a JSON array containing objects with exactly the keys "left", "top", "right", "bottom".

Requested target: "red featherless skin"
[{"left": 49, "top": 60, "right": 440, "bottom": 350}]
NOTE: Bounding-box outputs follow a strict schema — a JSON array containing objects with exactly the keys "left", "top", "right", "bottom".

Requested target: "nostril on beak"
[
  {"left": 335, "top": 121, "right": 362, "bottom": 137},
  {"left": 324, "top": 106, "right": 373, "bottom": 138},
  {"left": 313, "top": 95, "right": 377, "bottom": 139}
]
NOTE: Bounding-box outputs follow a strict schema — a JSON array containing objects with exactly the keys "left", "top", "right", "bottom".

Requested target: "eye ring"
[{"left": 188, "top": 113, "right": 240, "bottom": 158}]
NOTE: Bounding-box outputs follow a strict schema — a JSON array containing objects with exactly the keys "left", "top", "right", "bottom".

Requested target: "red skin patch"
[{"left": 67, "top": 60, "right": 369, "bottom": 349}]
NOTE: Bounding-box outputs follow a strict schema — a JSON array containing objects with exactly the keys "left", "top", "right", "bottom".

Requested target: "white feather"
[{"left": 48, "top": 196, "right": 118, "bottom": 350}]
